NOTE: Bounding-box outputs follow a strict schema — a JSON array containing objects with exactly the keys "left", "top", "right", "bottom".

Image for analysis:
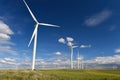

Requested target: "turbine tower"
[
  {"left": 80, "top": 55, "right": 83, "bottom": 69},
  {"left": 77, "top": 50, "right": 80, "bottom": 69},
  {"left": 23, "top": 0, "right": 60, "bottom": 70}
]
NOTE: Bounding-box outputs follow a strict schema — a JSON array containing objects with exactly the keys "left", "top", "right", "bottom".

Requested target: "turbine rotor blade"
[
  {"left": 23, "top": 0, "right": 38, "bottom": 23},
  {"left": 28, "top": 24, "right": 38, "bottom": 47},
  {"left": 72, "top": 46, "right": 78, "bottom": 48},
  {"left": 38, "top": 23, "right": 60, "bottom": 28}
]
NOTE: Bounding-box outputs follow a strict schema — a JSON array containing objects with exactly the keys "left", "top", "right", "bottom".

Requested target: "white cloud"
[
  {"left": 58, "top": 37, "right": 75, "bottom": 47},
  {"left": 80, "top": 45, "right": 91, "bottom": 48},
  {"left": 0, "top": 46, "right": 11, "bottom": 50},
  {"left": 115, "top": 48, "right": 120, "bottom": 53},
  {"left": 85, "top": 10, "right": 112, "bottom": 26},
  {"left": 58, "top": 37, "right": 76, "bottom": 47},
  {"left": 0, "top": 33, "right": 10, "bottom": 41},
  {"left": 0, "top": 20, "right": 16, "bottom": 55},
  {"left": 83, "top": 55, "right": 120, "bottom": 66},
  {"left": 66, "top": 37, "right": 74, "bottom": 42},
  {"left": 58, "top": 38, "right": 65, "bottom": 44},
  {"left": 0, "top": 45, "right": 17, "bottom": 55},
  {"left": 0, "top": 41, "right": 15, "bottom": 45},
  {"left": 0, "top": 59, "right": 6, "bottom": 63},
  {"left": 56, "top": 59, "right": 62, "bottom": 62},
  {"left": 4, "top": 58, "right": 15, "bottom": 62},
  {"left": 93, "top": 55, "right": 120, "bottom": 64},
  {"left": 55, "top": 52, "right": 62, "bottom": 55},
  {"left": 0, "top": 21, "right": 14, "bottom": 35},
  {"left": 0, "top": 20, "right": 14, "bottom": 42},
  {"left": 0, "top": 57, "right": 16, "bottom": 65}
]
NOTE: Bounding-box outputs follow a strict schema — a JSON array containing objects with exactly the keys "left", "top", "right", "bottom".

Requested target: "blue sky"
[{"left": 0, "top": 0, "right": 120, "bottom": 66}]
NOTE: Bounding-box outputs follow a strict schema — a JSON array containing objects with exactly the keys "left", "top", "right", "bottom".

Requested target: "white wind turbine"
[
  {"left": 58, "top": 37, "right": 77, "bottom": 69},
  {"left": 67, "top": 42, "right": 78, "bottom": 69},
  {"left": 23, "top": 0, "right": 60, "bottom": 70},
  {"left": 78, "top": 54, "right": 83, "bottom": 69},
  {"left": 77, "top": 50, "right": 80, "bottom": 69}
]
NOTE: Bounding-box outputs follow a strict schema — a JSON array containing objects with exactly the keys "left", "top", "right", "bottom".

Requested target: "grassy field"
[{"left": 0, "top": 69, "right": 120, "bottom": 80}]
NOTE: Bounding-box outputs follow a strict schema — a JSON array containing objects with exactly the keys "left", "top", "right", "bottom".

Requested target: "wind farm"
[{"left": 0, "top": 0, "right": 120, "bottom": 80}]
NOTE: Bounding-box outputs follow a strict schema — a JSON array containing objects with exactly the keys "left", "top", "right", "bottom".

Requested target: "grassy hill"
[{"left": 0, "top": 69, "right": 120, "bottom": 80}]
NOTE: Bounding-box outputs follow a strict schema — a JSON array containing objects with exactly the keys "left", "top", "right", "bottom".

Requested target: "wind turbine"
[
  {"left": 23, "top": 0, "right": 60, "bottom": 70},
  {"left": 71, "top": 46, "right": 78, "bottom": 69},
  {"left": 77, "top": 50, "right": 80, "bottom": 69},
  {"left": 80, "top": 56, "right": 84, "bottom": 69},
  {"left": 67, "top": 42, "right": 78, "bottom": 69}
]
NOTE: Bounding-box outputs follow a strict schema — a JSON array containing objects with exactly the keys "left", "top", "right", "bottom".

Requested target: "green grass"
[{"left": 0, "top": 69, "right": 120, "bottom": 80}]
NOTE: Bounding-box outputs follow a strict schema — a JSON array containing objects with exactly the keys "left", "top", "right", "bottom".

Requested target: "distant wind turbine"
[
  {"left": 80, "top": 56, "right": 84, "bottom": 69},
  {"left": 71, "top": 46, "right": 78, "bottom": 69},
  {"left": 58, "top": 37, "right": 77, "bottom": 69},
  {"left": 67, "top": 42, "right": 78, "bottom": 69},
  {"left": 23, "top": 0, "right": 60, "bottom": 70},
  {"left": 77, "top": 50, "right": 80, "bottom": 69}
]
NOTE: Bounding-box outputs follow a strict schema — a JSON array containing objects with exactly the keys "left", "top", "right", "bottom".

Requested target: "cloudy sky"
[{"left": 0, "top": 0, "right": 120, "bottom": 67}]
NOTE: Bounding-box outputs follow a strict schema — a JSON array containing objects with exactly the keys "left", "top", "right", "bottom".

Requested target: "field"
[{"left": 0, "top": 69, "right": 120, "bottom": 80}]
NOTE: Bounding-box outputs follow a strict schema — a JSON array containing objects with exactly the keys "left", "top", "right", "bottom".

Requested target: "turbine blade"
[
  {"left": 72, "top": 46, "right": 78, "bottom": 48},
  {"left": 28, "top": 24, "right": 38, "bottom": 47},
  {"left": 39, "top": 23, "right": 60, "bottom": 27},
  {"left": 23, "top": 0, "right": 38, "bottom": 23}
]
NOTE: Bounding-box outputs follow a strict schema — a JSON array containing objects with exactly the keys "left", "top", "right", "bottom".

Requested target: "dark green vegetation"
[{"left": 0, "top": 69, "right": 120, "bottom": 80}]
